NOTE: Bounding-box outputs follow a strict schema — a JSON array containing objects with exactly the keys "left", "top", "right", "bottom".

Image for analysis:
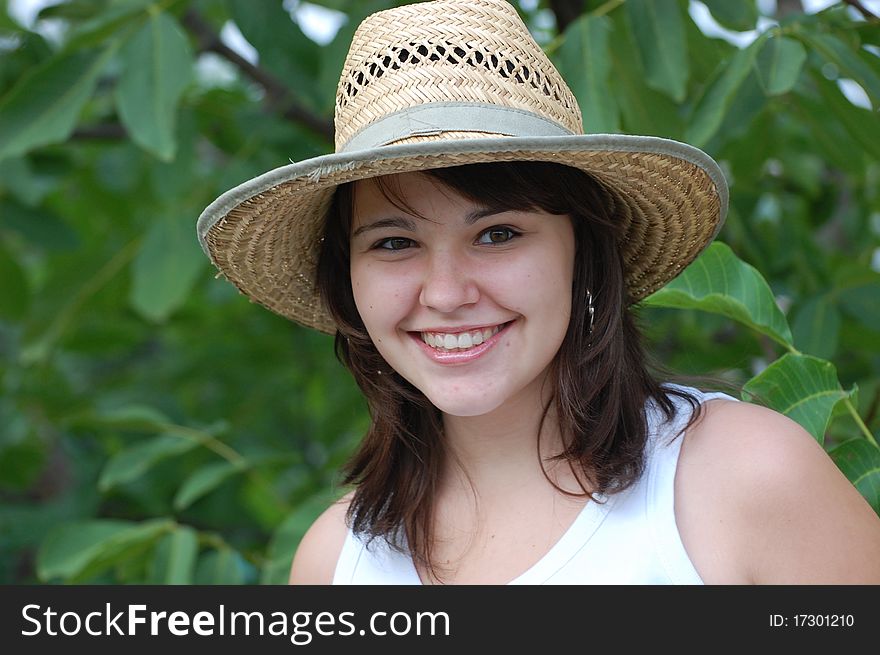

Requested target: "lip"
[{"left": 408, "top": 320, "right": 515, "bottom": 365}]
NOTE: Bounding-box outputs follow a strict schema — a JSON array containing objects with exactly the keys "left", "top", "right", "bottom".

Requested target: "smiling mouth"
[{"left": 418, "top": 322, "right": 513, "bottom": 351}]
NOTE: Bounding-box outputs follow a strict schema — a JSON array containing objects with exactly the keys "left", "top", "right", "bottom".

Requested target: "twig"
[
  {"left": 548, "top": 0, "right": 585, "bottom": 33},
  {"left": 20, "top": 238, "right": 142, "bottom": 366},
  {"left": 841, "top": 0, "right": 879, "bottom": 21},
  {"left": 591, "top": 0, "right": 626, "bottom": 19},
  {"left": 181, "top": 9, "right": 333, "bottom": 141},
  {"left": 156, "top": 422, "right": 247, "bottom": 466},
  {"left": 71, "top": 123, "right": 128, "bottom": 140},
  {"left": 843, "top": 397, "right": 878, "bottom": 446}
]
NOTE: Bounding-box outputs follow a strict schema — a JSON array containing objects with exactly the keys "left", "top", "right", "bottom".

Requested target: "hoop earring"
[{"left": 587, "top": 289, "right": 595, "bottom": 342}]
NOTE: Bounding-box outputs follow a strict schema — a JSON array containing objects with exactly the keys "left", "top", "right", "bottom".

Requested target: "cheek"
[
  {"left": 490, "top": 243, "right": 574, "bottom": 316},
  {"left": 350, "top": 261, "right": 411, "bottom": 330},
  {"left": 350, "top": 263, "right": 379, "bottom": 327},
  {"left": 521, "top": 240, "right": 575, "bottom": 336}
]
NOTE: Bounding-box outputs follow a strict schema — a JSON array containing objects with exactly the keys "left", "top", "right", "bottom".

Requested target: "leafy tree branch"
[{"left": 180, "top": 9, "right": 333, "bottom": 141}]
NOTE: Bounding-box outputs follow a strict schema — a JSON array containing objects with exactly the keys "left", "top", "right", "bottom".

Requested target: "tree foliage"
[{"left": 0, "top": 0, "right": 878, "bottom": 583}]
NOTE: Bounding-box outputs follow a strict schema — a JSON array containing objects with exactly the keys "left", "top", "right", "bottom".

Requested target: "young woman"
[{"left": 196, "top": 0, "right": 880, "bottom": 584}]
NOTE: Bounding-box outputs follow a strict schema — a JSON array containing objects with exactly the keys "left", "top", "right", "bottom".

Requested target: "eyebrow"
[{"left": 351, "top": 207, "right": 507, "bottom": 239}]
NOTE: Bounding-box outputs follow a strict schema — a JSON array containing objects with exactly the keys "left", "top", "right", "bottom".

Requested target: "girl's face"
[{"left": 349, "top": 172, "right": 576, "bottom": 417}]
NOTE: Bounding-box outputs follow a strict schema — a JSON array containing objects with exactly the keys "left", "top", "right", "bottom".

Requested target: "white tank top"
[{"left": 332, "top": 386, "right": 736, "bottom": 585}]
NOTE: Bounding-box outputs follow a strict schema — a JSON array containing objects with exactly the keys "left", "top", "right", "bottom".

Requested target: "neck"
[{"left": 439, "top": 370, "right": 582, "bottom": 500}]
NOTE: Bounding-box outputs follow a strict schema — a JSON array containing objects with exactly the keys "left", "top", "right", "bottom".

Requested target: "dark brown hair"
[{"left": 315, "top": 161, "right": 701, "bottom": 580}]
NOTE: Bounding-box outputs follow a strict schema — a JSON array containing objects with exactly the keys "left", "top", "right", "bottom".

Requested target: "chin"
[{"left": 424, "top": 387, "right": 506, "bottom": 418}]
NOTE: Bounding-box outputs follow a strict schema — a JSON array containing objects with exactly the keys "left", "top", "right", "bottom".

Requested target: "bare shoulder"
[
  {"left": 288, "top": 491, "right": 353, "bottom": 585},
  {"left": 676, "top": 399, "right": 880, "bottom": 584}
]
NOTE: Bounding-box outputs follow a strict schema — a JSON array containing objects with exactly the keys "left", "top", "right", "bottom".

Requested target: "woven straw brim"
[{"left": 197, "top": 134, "right": 727, "bottom": 335}]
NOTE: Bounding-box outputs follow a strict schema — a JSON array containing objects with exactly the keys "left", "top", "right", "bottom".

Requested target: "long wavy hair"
[{"left": 315, "top": 161, "right": 701, "bottom": 581}]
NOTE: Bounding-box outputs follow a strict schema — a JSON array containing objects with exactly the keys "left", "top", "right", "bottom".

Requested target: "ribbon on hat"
[{"left": 339, "top": 102, "right": 574, "bottom": 153}]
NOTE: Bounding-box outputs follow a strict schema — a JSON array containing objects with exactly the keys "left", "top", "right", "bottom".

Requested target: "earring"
[{"left": 587, "top": 289, "right": 595, "bottom": 340}]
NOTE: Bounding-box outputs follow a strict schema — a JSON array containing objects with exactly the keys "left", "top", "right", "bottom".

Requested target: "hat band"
[{"left": 338, "top": 102, "right": 575, "bottom": 153}]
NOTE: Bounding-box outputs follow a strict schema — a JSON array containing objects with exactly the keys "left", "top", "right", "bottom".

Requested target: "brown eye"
[
  {"left": 478, "top": 227, "right": 519, "bottom": 245},
  {"left": 376, "top": 237, "right": 414, "bottom": 250}
]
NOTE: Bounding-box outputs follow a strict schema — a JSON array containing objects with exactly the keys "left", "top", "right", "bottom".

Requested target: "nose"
[{"left": 418, "top": 250, "right": 480, "bottom": 313}]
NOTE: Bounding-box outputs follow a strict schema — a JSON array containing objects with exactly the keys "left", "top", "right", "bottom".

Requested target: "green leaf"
[
  {"left": 0, "top": 3, "right": 20, "bottom": 31},
  {"left": 625, "top": 0, "right": 689, "bottom": 102},
  {"left": 791, "top": 295, "right": 841, "bottom": 360},
  {"left": 608, "top": 8, "right": 684, "bottom": 138},
  {"left": 641, "top": 242, "right": 794, "bottom": 347},
  {"left": 701, "top": 0, "right": 759, "bottom": 32},
  {"left": 228, "top": 0, "right": 322, "bottom": 110},
  {"left": 37, "top": 518, "right": 172, "bottom": 582},
  {"left": 0, "top": 242, "right": 28, "bottom": 320},
  {"left": 0, "top": 157, "right": 56, "bottom": 206},
  {"left": 260, "top": 492, "right": 339, "bottom": 584},
  {"left": 0, "top": 200, "right": 80, "bottom": 250},
  {"left": 148, "top": 107, "right": 196, "bottom": 198},
  {"left": 37, "top": 521, "right": 128, "bottom": 581},
  {"left": 241, "top": 474, "right": 288, "bottom": 530},
  {"left": 0, "top": 400, "right": 45, "bottom": 492},
  {"left": 65, "top": 0, "right": 157, "bottom": 51},
  {"left": 812, "top": 73, "right": 880, "bottom": 162},
  {"left": 149, "top": 526, "right": 199, "bottom": 584},
  {"left": 792, "top": 92, "right": 863, "bottom": 175},
  {"left": 0, "top": 490, "right": 101, "bottom": 574},
  {"left": 711, "top": 69, "right": 766, "bottom": 144},
  {"left": 742, "top": 353, "right": 853, "bottom": 444},
  {"left": 99, "top": 433, "right": 198, "bottom": 491},
  {"left": 173, "top": 460, "right": 249, "bottom": 510},
  {"left": 194, "top": 548, "right": 248, "bottom": 585},
  {"left": 0, "top": 48, "right": 113, "bottom": 161},
  {"left": 838, "top": 283, "right": 880, "bottom": 327},
  {"left": 684, "top": 7, "right": 733, "bottom": 86},
  {"left": 115, "top": 11, "right": 193, "bottom": 161},
  {"left": 801, "top": 32, "right": 880, "bottom": 106},
  {"left": 755, "top": 36, "right": 806, "bottom": 96},
  {"left": 129, "top": 212, "right": 205, "bottom": 322},
  {"left": 686, "top": 35, "right": 766, "bottom": 147},
  {"left": 555, "top": 14, "right": 619, "bottom": 133},
  {"left": 83, "top": 404, "right": 171, "bottom": 430},
  {"left": 829, "top": 439, "right": 880, "bottom": 513},
  {"left": 855, "top": 21, "right": 880, "bottom": 47},
  {"left": 39, "top": 0, "right": 111, "bottom": 21}
]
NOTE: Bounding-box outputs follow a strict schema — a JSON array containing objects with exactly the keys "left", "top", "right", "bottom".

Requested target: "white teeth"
[{"left": 420, "top": 323, "right": 507, "bottom": 351}]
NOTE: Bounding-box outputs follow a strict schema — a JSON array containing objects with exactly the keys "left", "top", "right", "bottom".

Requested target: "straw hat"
[{"left": 197, "top": 0, "right": 728, "bottom": 335}]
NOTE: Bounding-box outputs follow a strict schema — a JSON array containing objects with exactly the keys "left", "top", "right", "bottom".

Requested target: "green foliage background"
[{"left": 0, "top": 0, "right": 878, "bottom": 583}]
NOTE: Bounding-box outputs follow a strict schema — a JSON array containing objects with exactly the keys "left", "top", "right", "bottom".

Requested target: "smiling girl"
[{"left": 197, "top": 0, "right": 880, "bottom": 584}]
